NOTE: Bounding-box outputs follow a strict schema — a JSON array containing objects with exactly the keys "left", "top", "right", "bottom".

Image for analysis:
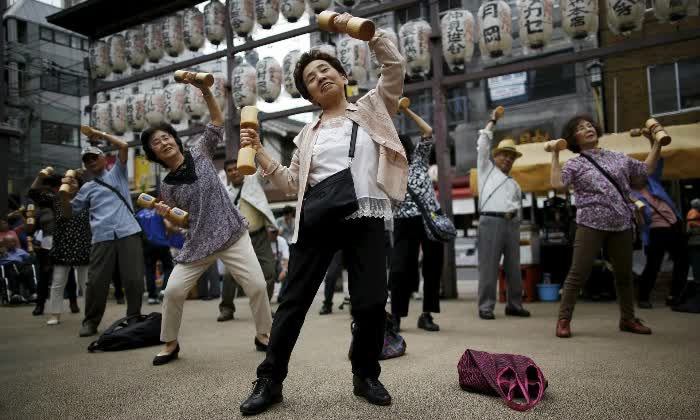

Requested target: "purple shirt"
[{"left": 561, "top": 149, "right": 647, "bottom": 232}]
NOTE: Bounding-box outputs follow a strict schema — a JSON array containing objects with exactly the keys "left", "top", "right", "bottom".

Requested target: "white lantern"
[
  {"left": 441, "top": 10, "right": 475, "bottom": 72},
  {"left": 146, "top": 88, "right": 166, "bottom": 126},
  {"left": 110, "top": 93, "right": 128, "bottom": 135},
  {"left": 163, "top": 14, "right": 184, "bottom": 57},
  {"left": 125, "top": 27, "right": 146, "bottom": 69},
  {"left": 204, "top": 0, "right": 227, "bottom": 46},
  {"left": 654, "top": 0, "right": 691, "bottom": 22},
  {"left": 212, "top": 73, "right": 227, "bottom": 111},
  {"left": 282, "top": 50, "right": 302, "bottom": 98},
  {"left": 230, "top": 0, "right": 256, "bottom": 37},
  {"left": 399, "top": 19, "right": 432, "bottom": 78},
  {"left": 91, "top": 93, "right": 111, "bottom": 133},
  {"left": 109, "top": 34, "right": 127, "bottom": 74},
  {"left": 606, "top": 0, "right": 645, "bottom": 34},
  {"left": 478, "top": 0, "right": 513, "bottom": 58},
  {"left": 165, "top": 83, "right": 187, "bottom": 124},
  {"left": 126, "top": 93, "right": 146, "bottom": 132},
  {"left": 310, "top": 43, "right": 336, "bottom": 57},
  {"left": 145, "top": 22, "right": 164, "bottom": 63},
  {"left": 232, "top": 61, "right": 258, "bottom": 107},
  {"left": 281, "top": 0, "right": 305, "bottom": 22},
  {"left": 560, "top": 0, "right": 598, "bottom": 40},
  {"left": 184, "top": 8, "right": 205, "bottom": 51},
  {"left": 306, "top": 0, "right": 332, "bottom": 14},
  {"left": 89, "top": 40, "right": 111, "bottom": 79},
  {"left": 256, "top": 0, "right": 281, "bottom": 30},
  {"left": 185, "top": 84, "right": 208, "bottom": 120},
  {"left": 338, "top": 36, "right": 369, "bottom": 83},
  {"left": 256, "top": 57, "right": 282, "bottom": 103},
  {"left": 517, "top": 0, "right": 553, "bottom": 49}
]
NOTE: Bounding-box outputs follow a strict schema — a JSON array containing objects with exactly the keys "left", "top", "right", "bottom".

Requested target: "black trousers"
[
  {"left": 389, "top": 216, "right": 443, "bottom": 317},
  {"left": 639, "top": 225, "right": 689, "bottom": 301},
  {"left": 143, "top": 243, "right": 174, "bottom": 299},
  {"left": 35, "top": 248, "right": 53, "bottom": 305},
  {"left": 322, "top": 251, "right": 344, "bottom": 306},
  {"left": 257, "top": 217, "right": 388, "bottom": 382}
]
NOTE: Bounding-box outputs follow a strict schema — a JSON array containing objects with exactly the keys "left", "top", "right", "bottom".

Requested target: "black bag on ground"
[{"left": 88, "top": 312, "right": 163, "bottom": 352}]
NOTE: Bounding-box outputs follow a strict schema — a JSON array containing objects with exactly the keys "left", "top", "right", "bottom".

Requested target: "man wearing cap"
[
  {"left": 60, "top": 132, "right": 144, "bottom": 337},
  {"left": 217, "top": 159, "right": 278, "bottom": 322},
  {"left": 475, "top": 109, "right": 530, "bottom": 320}
]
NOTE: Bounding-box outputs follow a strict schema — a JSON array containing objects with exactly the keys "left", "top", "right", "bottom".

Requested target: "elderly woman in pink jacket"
[{"left": 239, "top": 13, "right": 407, "bottom": 416}]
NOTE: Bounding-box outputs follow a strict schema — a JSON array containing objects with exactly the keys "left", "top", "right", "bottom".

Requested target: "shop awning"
[{"left": 470, "top": 123, "right": 700, "bottom": 194}]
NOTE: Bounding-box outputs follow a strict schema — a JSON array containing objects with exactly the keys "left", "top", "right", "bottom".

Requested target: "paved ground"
[{"left": 1, "top": 284, "right": 698, "bottom": 420}]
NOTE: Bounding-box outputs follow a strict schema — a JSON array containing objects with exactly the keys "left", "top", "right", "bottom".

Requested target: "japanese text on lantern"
[
  {"left": 524, "top": 1, "right": 544, "bottom": 34},
  {"left": 612, "top": 0, "right": 638, "bottom": 16}
]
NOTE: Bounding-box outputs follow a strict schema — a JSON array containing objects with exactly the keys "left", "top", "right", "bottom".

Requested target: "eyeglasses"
[
  {"left": 576, "top": 122, "right": 595, "bottom": 132},
  {"left": 150, "top": 134, "right": 171, "bottom": 148}
]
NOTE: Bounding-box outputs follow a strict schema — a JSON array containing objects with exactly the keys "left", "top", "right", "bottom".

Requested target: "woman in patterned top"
[
  {"left": 550, "top": 115, "right": 663, "bottom": 338},
  {"left": 389, "top": 111, "right": 443, "bottom": 334},
  {"left": 140, "top": 75, "right": 272, "bottom": 366}
]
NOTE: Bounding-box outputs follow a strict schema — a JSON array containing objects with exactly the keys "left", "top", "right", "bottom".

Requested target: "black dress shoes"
[
  {"left": 32, "top": 303, "right": 44, "bottom": 316},
  {"left": 505, "top": 306, "right": 531, "bottom": 317},
  {"left": 352, "top": 375, "right": 392, "bottom": 406},
  {"left": 240, "top": 378, "right": 283, "bottom": 415},
  {"left": 152, "top": 344, "right": 180, "bottom": 366},
  {"left": 417, "top": 313, "right": 440, "bottom": 331},
  {"left": 319, "top": 303, "right": 332, "bottom": 315},
  {"left": 479, "top": 310, "right": 495, "bottom": 320},
  {"left": 254, "top": 337, "right": 268, "bottom": 352}
]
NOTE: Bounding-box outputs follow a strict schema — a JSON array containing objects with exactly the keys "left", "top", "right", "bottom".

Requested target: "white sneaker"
[
  {"left": 148, "top": 298, "right": 159, "bottom": 305},
  {"left": 47, "top": 315, "right": 60, "bottom": 325}
]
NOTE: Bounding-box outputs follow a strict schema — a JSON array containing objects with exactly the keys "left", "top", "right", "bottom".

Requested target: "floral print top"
[{"left": 394, "top": 137, "right": 440, "bottom": 219}]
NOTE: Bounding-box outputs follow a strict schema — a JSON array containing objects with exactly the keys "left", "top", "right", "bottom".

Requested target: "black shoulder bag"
[
  {"left": 407, "top": 186, "right": 457, "bottom": 242},
  {"left": 302, "top": 121, "right": 360, "bottom": 229},
  {"left": 580, "top": 154, "right": 642, "bottom": 249}
]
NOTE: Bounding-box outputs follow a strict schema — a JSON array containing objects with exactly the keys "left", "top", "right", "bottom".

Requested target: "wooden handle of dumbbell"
[
  {"left": 174, "top": 70, "right": 214, "bottom": 87},
  {"left": 544, "top": 139, "right": 567, "bottom": 152},
  {"left": 59, "top": 169, "right": 78, "bottom": 195},
  {"left": 80, "top": 125, "right": 103, "bottom": 139},
  {"left": 317, "top": 10, "right": 375, "bottom": 41},
  {"left": 137, "top": 193, "right": 189, "bottom": 227},
  {"left": 399, "top": 103, "right": 432, "bottom": 137},
  {"left": 645, "top": 118, "right": 671, "bottom": 146},
  {"left": 39, "top": 166, "right": 54, "bottom": 177},
  {"left": 493, "top": 106, "right": 505, "bottom": 121}
]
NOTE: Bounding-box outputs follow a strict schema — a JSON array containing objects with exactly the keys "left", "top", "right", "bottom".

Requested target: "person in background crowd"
[
  {"left": 687, "top": 199, "right": 700, "bottom": 283},
  {"left": 319, "top": 251, "right": 344, "bottom": 315},
  {"left": 631, "top": 152, "right": 688, "bottom": 308},
  {"left": 389, "top": 115, "right": 444, "bottom": 332},
  {"left": 550, "top": 115, "right": 663, "bottom": 338},
  {"left": 0, "top": 236, "right": 35, "bottom": 303},
  {"left": 239, "top": 18, "right": 407, "bottom": 415},
  {"left": 60, "top": 132, "right": 144, "bottom": 338},
  {"left": 137, "top": 206, "right": 175, "bottom": 304},
  {"left": 197, "top": 263, "right": 220, "bottom": 300},
  {"left": 218, "top": 158, "right": 278, "bottom": 322},
  {"left": 0, "top": 217, "right": 20, "bottom": 249},
  {"left": 140, "top": 74, "right": 272, "bottom": 366},
  {"left": 276, "top": 206, "right": 295, "bottom": 244},
  {"left": 475, "top": 110, "right": 530, "bottom": 321},
  {"left": 268, "top": 226, "right": 289, "bottom": 303}
]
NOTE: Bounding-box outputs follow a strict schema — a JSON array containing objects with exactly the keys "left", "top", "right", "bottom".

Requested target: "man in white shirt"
[
  {"left": 268, "top": 227, "right": 290, "bottom": 302},
  {"left": 476, "top": 109, "right": 530, "bottom": 320}
]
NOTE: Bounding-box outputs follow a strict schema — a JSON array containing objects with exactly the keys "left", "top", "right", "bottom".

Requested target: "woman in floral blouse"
[{"left": 550, "top": 115, "right": 663, "bottom": 338}]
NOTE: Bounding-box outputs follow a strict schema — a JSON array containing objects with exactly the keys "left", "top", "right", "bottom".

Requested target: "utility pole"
[
  {"left": 224, "top": 0, "right": 240, "bottom": 160},
  {"left": 1, "top": 0, "right": 9, "bottom": 215}
]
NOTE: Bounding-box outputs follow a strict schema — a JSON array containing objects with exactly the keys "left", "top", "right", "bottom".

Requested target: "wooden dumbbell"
[
  {"left": 544, "top": 139, "right": 567, "bottom": 152},
  {"left": 59, "top": 169, "right": 78, "bottom": 198},
  {"left": 174, "top": 70, "right": 214, "bottom": 87},
  {"left": 645, "top": 118, "right": 671, "bottom": 146},
  {"left": 317, "top": 11, "right": 375, "bottom": 41},
  {"left": 493, "top": 106, "right": 505, "bottom": 121},
  {"left": 398, "top": 97, "right": 411, "bottom": 112},
  {"left": 39, "top": 166, "right": 54, "bottom": 177},
  {"left": 137, "top": 193, "right": 189, "bottom": 227},
  {"left": 237, "top": 106, "right": 259, "bottom": 176},
  {"left": 26, "top": 236, "right": 34, "bottom": 253}
]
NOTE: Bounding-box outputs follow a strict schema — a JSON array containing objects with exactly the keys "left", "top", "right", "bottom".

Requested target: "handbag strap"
[
  {"left": 580, "top": 153, "right": 634, "bottom": 218},
  {"left": 93, "top": 178, "right": 139, "bottom": 223},
  {"left": 640, "top": 195, "right": 677, "bottom": 226},
  {"left": 348, "top": 121, "right": 358, "bottom": 160}
]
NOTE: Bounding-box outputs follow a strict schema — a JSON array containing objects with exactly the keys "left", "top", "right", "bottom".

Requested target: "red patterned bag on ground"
[{"left": 457, "top": 349, "right": 548, "bottom": 411}]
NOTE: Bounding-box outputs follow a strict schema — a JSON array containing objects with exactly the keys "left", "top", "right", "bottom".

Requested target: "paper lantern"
[
  {"left": 211, "top": 72, "right": 227, "bottom": 111},
  {"left": 146, "top": 88, "right": 166, "bottom": 126},
  {"left": 110, "top": 93, "right": 128, "bottom": 135},
  {"left": 257, "top": 57, "right": 283, "bottom": 103},
  {"left": 163, "top": 14, "right": 184, "bottom": 57},
  {"left": 88, "top": 40, "right": 111, "bottom": 79},
  {"left": 337, "top": 35, "right": 368, "bottom": 83},
  {"left": 606, "top": 0, "right": 645, "bottom": 34},
  {"left": 91, "top": 93, "right": 111, "bottom": 133},
  {"left": 478, "top": 0, "right": 513, "bottom": 58},
  {"left": 108, "top": 34, "right": 127, "bottom": 74},
  {"left": 204, "top": 0, "right": 227, "bottom": 45},
  {"left": 184, "top": 84, "right": 208, "bottom": 120},
  {"left": 310, "top": 43, "right": 336, "bottom": 57},
  {"left": 654, "top": 0, "right": 691, "bottom": 22},
  {"left": 369, "top": 28, "right": 398, "bottom": 80},
  {"left": 232, "top": 61, "right": 258, "bottom": 107},
  {"left": 145, "top": 22, "right": 164, "bottom": 63},
  {"left": 399, "top": 19, "right": 431, "bottom": 78},
  {"left": 126, "top": 93, "right": 146, "bottom": 132},
  {"left": 306, "top": 0, "right": 332, "bottom": 14},
  {"left": 256, "top": 0, "right": 281, "bottom": 29},
  {"left": 165, "top": 83, "right": 187, "bottom": 124},
  {"left": 281, "top": 0, "right": 305, "bottom": 22},
  {"left": 441, "top": 10, "right": 475, "bottom": 72},
  {"left": 184, "top": 8, "right": 205, "bottom": 51},
  {"left": 517, "top": 0, "right": 553, "bottom": 49},
  {"left": 282, "top": 50, "right": 302, "bottom": 98},
  {"left": 125, "top": 27, "right": 146, "bottom": 69},
  {"left": 230, "top": 0, "right": 256, "bottom": 37},
  {"left": 560, "top": 0, "right": 598, "bottom": 40}
]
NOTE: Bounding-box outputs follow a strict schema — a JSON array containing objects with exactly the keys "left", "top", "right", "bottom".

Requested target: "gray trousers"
[
  {"left": 84, "top": 234, "right": 144, "bottom": 328},
  {"left": 477, "top": 216, "right": 522, "bottom": 312}
]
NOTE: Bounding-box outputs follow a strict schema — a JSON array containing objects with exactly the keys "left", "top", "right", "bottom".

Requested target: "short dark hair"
[
  {"left": 223, "top": 159, "right": 237, "bottom": 169},
  {"left": 43, "top": 174, "right": 62, "bottom": 188},
  {"left": 293, "top": 50, "right": 347, "bottom": 102},
  {"left": 282, "top": 205, "right": 294, "bottom": 215},
  {"left": 398, "top": 135, "right": 414, "bottom": 164},
  {"left": 140, "top": 123, "right": 184, "bottom": 167},
  {"left": 561, "top": 115, "right": 603, "bottom": 153}
]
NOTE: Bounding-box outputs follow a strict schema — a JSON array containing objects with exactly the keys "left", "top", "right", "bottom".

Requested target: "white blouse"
[{"left": 307, "top": 116, "right": 393, "bottom": 220}]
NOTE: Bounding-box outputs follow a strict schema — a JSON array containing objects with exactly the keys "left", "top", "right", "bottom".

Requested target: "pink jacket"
[{"left": 261, "top": 29, "right": 408, "bottom": 243}]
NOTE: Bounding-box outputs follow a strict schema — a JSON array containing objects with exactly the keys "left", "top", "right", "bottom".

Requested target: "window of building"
[
  {"left": 40, "top": 26, "right": 53, "bottom": 42},
  {"left": 71, "top": 36, "right": 81, "bottom": 50},
  {"left": 41, "top": 69, "right": 87, "bottom": 97},
  {"left": 41, "top": 121, "right": 80, "bottom": 147},
  {"left": 16, "top": 19, "right": 27, "bottom": 44},
  {"left": 648, "top": 57, "right": 700, "bottom": 116},
  {"left": 487, "top": 62, "right": 577, "bottom": 107},
  {"left": 17, "top": 62, "right": 26, "bottom": 95},
  {"left": 81, "top": 39, "right": 89, "bottom": 51},
  {"left": 54, "top": 31, "right": 70, "bottom": 46}
]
